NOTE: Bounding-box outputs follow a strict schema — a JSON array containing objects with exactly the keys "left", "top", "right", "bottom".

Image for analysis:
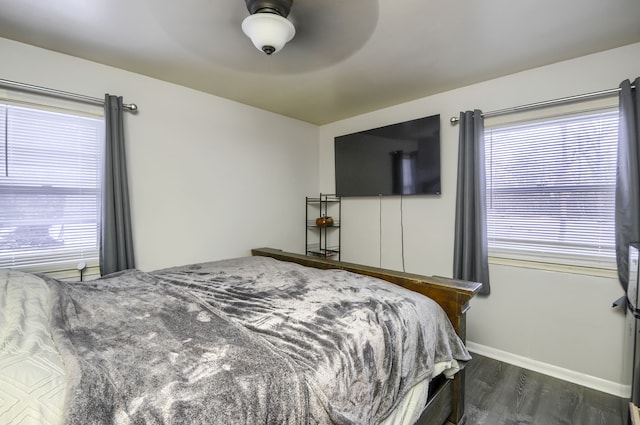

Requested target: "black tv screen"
[{"left": 334, "top": 114, "right": 441, "bottom": 197}]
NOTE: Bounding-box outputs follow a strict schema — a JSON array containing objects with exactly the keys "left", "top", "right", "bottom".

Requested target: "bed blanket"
[{"left": 45, "top": 256, "right": 470, "bottom": 425}]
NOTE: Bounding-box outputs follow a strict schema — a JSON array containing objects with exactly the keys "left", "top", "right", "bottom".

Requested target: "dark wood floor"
[{"left": 464, "top": 353, "right": 627, "bottom": 425}]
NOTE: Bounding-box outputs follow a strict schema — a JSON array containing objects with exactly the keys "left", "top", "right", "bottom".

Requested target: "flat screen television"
[{"left": 334, "top": 114, "right": 441, "bottom": 197}]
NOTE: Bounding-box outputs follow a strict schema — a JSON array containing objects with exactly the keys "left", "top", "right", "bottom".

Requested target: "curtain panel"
[
  {"left": 100, "top": 94, "right": 135, "bottom": 275},
  {"left": 615, "top": 77, "right": 640, "bottom": 292},
  {"left": 453, "top": 110, "right": 490, "bottom": 295}
]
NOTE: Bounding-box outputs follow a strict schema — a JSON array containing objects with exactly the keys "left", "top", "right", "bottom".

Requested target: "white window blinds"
[
  {"left": 0, "top": 101, "right": 104, "bottom": 271},
  {"left": 484, "top": 106, "right": 618, "bottom": 269}
]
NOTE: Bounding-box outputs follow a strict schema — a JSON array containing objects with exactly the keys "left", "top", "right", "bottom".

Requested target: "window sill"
[
  {"left": 9, "top": 262, "right": 100, "bottom": 281},
  {"left": 488, "top": 256, "right": 618, "bottom": 279}
]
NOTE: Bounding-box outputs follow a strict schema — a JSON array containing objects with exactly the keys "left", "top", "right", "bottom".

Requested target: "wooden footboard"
[{"left": 251, "top": 248, "right": 482, "bottom": 425}]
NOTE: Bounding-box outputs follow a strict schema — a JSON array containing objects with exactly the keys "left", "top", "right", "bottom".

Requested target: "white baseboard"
[{"left": 466, "top": 341, "right": 630, "bottom": 398}]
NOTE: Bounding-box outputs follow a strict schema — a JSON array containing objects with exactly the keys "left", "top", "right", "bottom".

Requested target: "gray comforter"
[{"left": 45, "top": 256, "right": 470, "bottom": 425}]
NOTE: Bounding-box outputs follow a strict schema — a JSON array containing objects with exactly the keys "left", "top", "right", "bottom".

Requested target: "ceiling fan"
[{"left": 242, "top": 0, "right": 296, "bottom": 55}]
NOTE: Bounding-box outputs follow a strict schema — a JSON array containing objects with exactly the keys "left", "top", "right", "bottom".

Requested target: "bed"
[{"left": 0, "top": 247, "right": 481, "bottom": 425}]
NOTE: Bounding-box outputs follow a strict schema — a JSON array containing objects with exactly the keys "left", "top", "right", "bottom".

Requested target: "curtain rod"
[
  {"left": 449, "top": 85, "right": 634, "bottom": 125},
  {"left": 0, "top": 79, "right": 138, "bottom": 112}
]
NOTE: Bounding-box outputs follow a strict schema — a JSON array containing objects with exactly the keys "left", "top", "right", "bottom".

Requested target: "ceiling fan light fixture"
[{"left": 242, "top": 13, "right": 295, "bottom": 55}]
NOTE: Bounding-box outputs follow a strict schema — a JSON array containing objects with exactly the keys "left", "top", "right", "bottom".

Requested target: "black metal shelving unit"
[{"left": 305, "top": 193, "right": 341, "bottom": 260}]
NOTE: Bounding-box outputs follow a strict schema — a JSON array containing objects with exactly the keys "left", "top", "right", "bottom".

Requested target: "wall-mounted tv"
[{"left": 334, "top": 114, "right": 441, "bottom": 197}]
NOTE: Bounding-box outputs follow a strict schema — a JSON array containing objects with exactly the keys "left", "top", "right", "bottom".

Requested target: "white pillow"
[{"left": 0, "top": 269, "right": 66, "bottom": 425}]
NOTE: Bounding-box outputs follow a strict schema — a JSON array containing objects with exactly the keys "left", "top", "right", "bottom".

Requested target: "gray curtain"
[
  {"left": 453, "top": 110, "right": 490, "bottom": 295},
  {"left": 100, "top": 94, "right": 135, "bottom": 275},
  {"left": 615, "top": 77, "right": 640, "bottom": 292}
]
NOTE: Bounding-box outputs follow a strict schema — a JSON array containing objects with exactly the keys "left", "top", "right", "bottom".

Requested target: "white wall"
[
  {"left": 319, "top": 42, "right": 640, "bottom": 394},
  {"left": 0, "top": 37, "right": 319, "bottom": 271}
]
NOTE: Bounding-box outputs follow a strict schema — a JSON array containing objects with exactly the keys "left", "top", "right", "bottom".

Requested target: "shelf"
[
  {"left": 306, "top": 243, "right": 339, "bottom": 251},
  {"left": 305, "top": 193, "right": 341, "bottom": 261},
  {"left": 307, "top": 199, "right": 340, "bottom": 204},
  {"left": 306, "top": 194, "right": 341, "bottom": 204},
  {"left": 306, "top": 220, "right": 340, "bottom": 228},
  {"left": 306, "top": 248, "right": 340, "bottom": 258}
]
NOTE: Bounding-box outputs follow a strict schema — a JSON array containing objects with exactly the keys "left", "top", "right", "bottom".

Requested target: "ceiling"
[{"left": 0, "top": 0, "right": 638, "bottom": 125}]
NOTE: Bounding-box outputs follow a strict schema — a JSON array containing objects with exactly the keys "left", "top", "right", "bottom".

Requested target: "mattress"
[{"left": 0, "top": 262, "right": 464, "bottom": 425}]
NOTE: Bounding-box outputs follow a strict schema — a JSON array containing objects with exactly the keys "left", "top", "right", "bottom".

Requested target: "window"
[
  {"left": 484, "top": 103, "right": 618, "bottom": 269},
  {"left": 0, "top": 96, "right": 104, "bottom": 272}
]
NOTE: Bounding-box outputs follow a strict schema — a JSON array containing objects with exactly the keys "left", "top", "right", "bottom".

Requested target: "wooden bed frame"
[{"left": 252, "top": 248, "right": 482, "bottom": 425}]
